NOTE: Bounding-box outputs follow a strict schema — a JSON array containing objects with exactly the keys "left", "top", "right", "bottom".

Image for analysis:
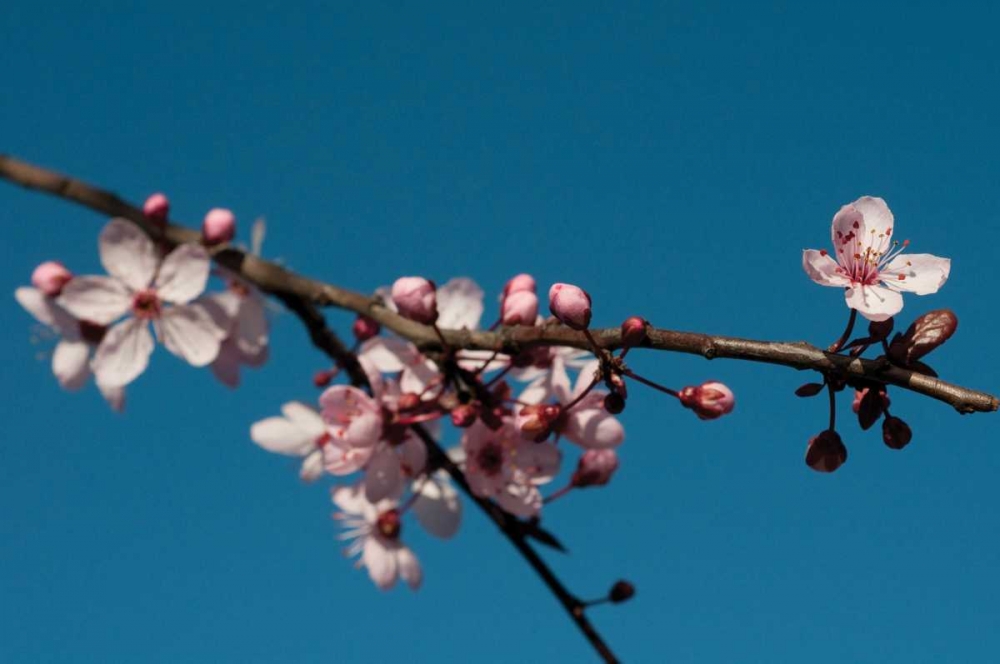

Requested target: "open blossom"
[
  {"left": 56, "top": 219, "right": 226, "bottom": 387},
  {"left": 333, "top": 483, "right": 422, "bottom": 591},
  {"left": 462, "top": 419, "right": 561, "bottom": 517},
  {"left": 203, "top": 274, "right": 269, "bottom": 388},
  {"left": 250, "top": 401, "right": 330, "bottom": 481},
  {"left": 320, "top": 363, "right": 427, "bottom": 502},
  {"left": 518, "top": 357, "right": 625, "bottom": 449},
  {"left": 15, "top": 286, "right": 124, "bottom": 411},
  {"left": 803, "top": 196, "right": 951, "bottom": 321}
]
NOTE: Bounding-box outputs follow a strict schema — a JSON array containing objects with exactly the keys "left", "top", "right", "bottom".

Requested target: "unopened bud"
[
  {"left": 142, "top": 192, "right": 170, "bottom": 224},
  {"left": 805, "top": 430, "right": 848, "bottom": 473},
  {"left": 609, "top": 580, "right": 635, "bottom": 604},
  {"left": 313, "top": 368, "right": 336, "bottom": 387},
  {"left": 503, "top": 273, "right": 537, "bottom": 296},
  {"left": 352, "top": 315, "right": 381, "bottom": 342},
  {"left": 450, "top": 403, "right": 479, "bottom": 428},
  {"left": 518, "top": 403, "right": 560, "bottom": 442},
  {"left": 572, "top": 449, "right": 619, "bottom": 487},
  {"left": 501, "top": 290, "right": 539, "bottom": 326},
  {"left": 391, "top": 276, "right": 438, "bottom": 325},
  {"left": 202, "top": 208, "right": 236, "bottom": 245},
  {"left": 548, "top": 283, "right": 592, "bottom": 330},
  {"left": 620, "top": 316, "right": 648, "bottom": 348},
  {"left": 607, "top": 373, "right": 627, "bottom": 399},
  {"left": 603, "top": 392, "right": 626, "bottom": 414},
  {"left": 882, "top": 416, "right": 912, "bottom": 450},
  {"left": 397, "top": 392, "right": 422, "bottom": 411},
  {"left": 31, "top": 261, "right": 72, "bottom": 297},
  {"left": 679, "top": 381, "right": 735, "bottom": 420}
]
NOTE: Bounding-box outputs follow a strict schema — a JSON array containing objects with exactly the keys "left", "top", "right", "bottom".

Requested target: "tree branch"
[{"left": 2, "top": 154, "right": 995, "bottom": 414}]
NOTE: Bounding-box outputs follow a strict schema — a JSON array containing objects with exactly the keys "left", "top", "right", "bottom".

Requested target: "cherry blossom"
[
  {"left": 203, "top": 274, "right": 269, "bottom": 388},
  {"left": 15, "top": 286, "right": 125, "bottom": 411},
  {"left": 202, "top": 208, "right": 236, "bottom": 245},
  {"left": 57, "top": 219, "right": 226, "bottom": 387},
  {"left": 549, "top": 282, "right": 592, "bottom": 330},
  {"left": 802, "top": 196, "right": 951, "bottom": 321},
  {"left": 332, "top": 483, "right": 422, "bottom": 591},
  {"left": 250, "top": 401, "right": 331, "bottom": 481},
  {"left": 518, "top": 357, "right": 625, "bottom": 449},
  {"left": 462, "top": 419, "right": 560, "bottom": 517}
]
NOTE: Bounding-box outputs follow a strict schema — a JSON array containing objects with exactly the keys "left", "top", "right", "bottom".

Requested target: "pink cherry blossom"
[
  {"left": 518, "top": 358, "right": 625, "bottom": 449},
  {"left": 142, "top": 193, "right": 170, "bottom": 223},
  {"left": 501, "top": 290, "right": 538, "bottom": 326},
  {"left": 390, "top": 276, "right": 438, "bottom": 324},
  {"left": 572, "top": 449, "right": 619, "bottom": 487},
  {"left": 548, "top": 282, "right": 592, "bottom": 330},
  {"left": 202, "top": 208, "right": 236, "bottom": 245},
  {"left": 15, "top": 286, "right": 125, "bottom": 411},
  {"left": 679, "top": 381, "right": 735, "bottom": 420},
  {"left": 202, "top": 275, "right": 269, "bottom": 388},
  {"left": 802, "top": 196, "right": 951, "bottom": 321},
  {"left": 332, "top": 483, "right": 422, "bottom": 591},
  {"left": 250, "top": 401, "right": 331, "bottom": 481},
  {"left": 31, "top": 261, "right": 73, "bottom": 297},
  {"left": 503, "top": 273, "right": 537, "bottom": 296},
  {"left": 461, "top": 419, "right": 560, "bottom": 517},
  {"left": 56, "top": 218, "right": 226, "bottom": 387}
]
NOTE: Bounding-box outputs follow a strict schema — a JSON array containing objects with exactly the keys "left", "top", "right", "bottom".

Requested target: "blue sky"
[{"left": 2, "top": 2, "right": 999, "bottom": 662}]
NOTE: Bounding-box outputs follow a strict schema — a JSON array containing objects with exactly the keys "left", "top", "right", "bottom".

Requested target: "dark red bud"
[
  {"left": 352, "top": 315, "right": 381, "bottom": 342},
  {"left": 450, "top": 403, "right": 479, "bottom": 428},
  {"left": 620, "top": 316, "right": 648, "bottom": 348},
  {"left": 795, "top": 382, "right": 825, "bottom": 398},
  {"left": 313, "top": 369, "right": 336, "bottom": 387},
  {"left": 604, "top": 392, "right": 626, "bottom": 414},
  {"left": 882, "top": 416, "right": 913, "bottom": 450},
  {"left": 609, "top": 580, "right": 635, "bottom": 603},
  {"left": 805, "top": 430, "right": 848, "bottom": 473}
]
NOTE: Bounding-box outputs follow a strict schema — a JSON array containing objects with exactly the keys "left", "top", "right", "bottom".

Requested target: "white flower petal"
[
  {"left": 396, "top": 547, "right": 422, "bottom": 590},
  {"left": 845, "top": 284, "right": 903, "bottom": 322},
  {"left": 363, "top": 537, "right": 398, "bottom": 590},
  {"left": 853, "top": 196, "right": 894, "bottom": 237},
  {"left": 235, "top": 295, "right": 269, "bottom": 354},
  {"left": 359, "top": 337, "right": 420, "bottom": 372},
  {"left": 154, "top": 244, "right": 211, "bottom": 304},
  {"left": 299, "top": 450, "right": 324, "bottom": 482},
  {"left": 96, "top": 380, "right": 125, "bottom": 413},
  {"left": 802, "top": 249, "right": 850, "bottom": 287},
  {"left": 436, "top": 277, "right": 484, "bottom": 330},
  {"left": 52, "top": 339, "right": 91, "bottom": 391},
  {"left": 99, "top": 218, "right": 158, "bottom": 291},
  {"left": 15, "top": 287, "right": 79, "bottom": 336},
  {"left": 250, "top": 416, "right": 315, "bottom": 456},
  {"left": 57, "top": 276, "right": 132, "bottom": 325},
  {"left": 92, "top": 317, "right": 154, "bottom": 387},
  {"left": 412, "top": 478, "right": 461, "bottom": 539},
  {"left": 158, "top": 304, "right": 223, "bottom": 367},
  {"left": 281, "top": 402, "right": 326, "bottom": 438},
  {"left": 364, "top": 448, "right": 404, "bottom": 503},
  {"left": 882, "top": 253, "right": 951, "bottom": 295}
]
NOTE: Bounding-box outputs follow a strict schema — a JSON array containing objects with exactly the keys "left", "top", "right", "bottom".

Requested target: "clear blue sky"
[{"left": 2, "top": 2, "right": 999, "bottom": 662}]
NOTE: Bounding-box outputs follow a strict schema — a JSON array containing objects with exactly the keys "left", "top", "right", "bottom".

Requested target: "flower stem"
[
  {"left": 828, "top": 308, "right": 858, "bottom": 353},
  {"left": 622, "top": 368, "right": 679, "bottom": 398}
]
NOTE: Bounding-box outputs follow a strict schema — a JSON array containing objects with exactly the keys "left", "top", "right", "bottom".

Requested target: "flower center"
[
  {"left": 78, "top": 320, "right": 108, "bottom": 345},
  {"left": 376, "top": 509, "right": 402, "bottom": 540},
  {"left": 314, "top": 431, "right": 332, "bottom": 448},
  {"left": 835, "top": 220, "right": 910, "bottom": 285},
  {"left": 476, "top": 441, "right": 505, "bottom": 476},
  {"left": 131, "top": 289, "right": 162, "bottom": 320}
]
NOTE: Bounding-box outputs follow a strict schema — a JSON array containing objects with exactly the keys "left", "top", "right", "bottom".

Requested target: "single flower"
[{"left": 802, "top": 196, "right": 951, "bottom": 321}]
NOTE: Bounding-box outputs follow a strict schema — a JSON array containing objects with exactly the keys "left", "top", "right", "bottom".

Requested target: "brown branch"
[{"left": 2, "top": 153, "right": 995, "bottom": 415}]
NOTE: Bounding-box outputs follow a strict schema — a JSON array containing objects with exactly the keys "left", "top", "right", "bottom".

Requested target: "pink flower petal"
[
  {"left": 436, "top": 277, "right": 484, "bottom": 330},
  {"left": 299, "top": 450, "right": 324, "bottom": 482},
  {"left": 158, "top": 304, "right": 224, "bottom": 367},
  {"left": 210, "top": 340, "right": 242, "bottom": 388},
  {"left": 57, "top": 276, "right": 132, "bottom": 325},
  {"left": 234, "top": 295, "right": 268, "bottom": 355},
  {"left": 396, "top": 547, "right": 423, "bottom": 590},
  {"left": 830, "top": 203, "right": 865, "bottom": 274},
  {"left": 363, "top": 537, "right": 398, "bottom": 590},
  {"left": 281, "top": 401, "right": 326, "bottom": 439},
  {"left": 845, "top": 284, "right": 903, "bottom": 322},
  {"left": 852, "top": 196, "right": 894, "bottom": 238},
  {"left": 52, "top": 339, "right": 91, "bottom": 391},
  {"left": 99, "top": 219, "right": 157, "bottom": 291},
  {"left": 802, "top": 249, "right": 850, "bottom": 287},
  {"left": 250, "top": 417, "right": 315, "bottom": 456},
  {"left": 318, "top": 386, "right": 382, "bottom": 447},
  {"left": 565, "top": 406, "right": 625, "bottom": 449},
  {"left": 364, "top": 448, "right": 403, "bottom": 503},
  {"left": 359, "top": 337, "right": 420, "bottom": 372},
  {"left": 154, "top": 244, "right": 211, "bottom": 304},
  {"left": 882, "top": 253, "right": 951, "bottom": 295},
  {"left": 92, "top": 317, "right": 154, "bottom": 387},
  {"left": 15, "top": 287, "right": 79, "bottom": 336},
  {"left": 96, "top": 380, "right": 125, "bottom": 413},
  {"left": 412, "top": 478, "right": 461, "bottom": 539}
]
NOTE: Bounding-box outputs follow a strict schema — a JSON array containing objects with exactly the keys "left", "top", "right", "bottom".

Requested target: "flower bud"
[
  {"left": 202, "top": 208, "right": 236, "bottom": 245},
  {"left": 882, "top": 416, "right": 912, "bottom": 450},
  {"left": 572, "top": 449, "right": 619, "bottom": 487},
  {"left": 504, "top": 273, "right": 537, "bottom": 296},
  {"left": 548, "top": 283, "right": 592, "bottom": 330},
  {"left": 31, "top": 261, "right": 72, "bottom": 297},
  {"left": 450, "top": 403, "right": 479, "bottom": 428},
  {"left": 397, "top": 392, "right": 422, "bottom": 411},
  {"left": 391, "top": 277, "right": 438, "bottom": 325},
  {"left": 501, "top": 290, "right": 539, "bottom": 326},
  {"left": 805, "top": 430, "right": 848, "bottom": 473},
  {"left": 518, "top": 403, "right": 560, "bottom": 442},
  {"left": 603, "top": 392, "right": 626, "bottom": 414},
  {"left": 679, "top": 381, "right": 735, "bottom": 420},
  {"left": 620, "top": 316, "right": 648, "bottom": 348},
  {"left": 607, "top": 372, "right": 627, "bottom": 399},
  {"left": 609, "top": 580, "right": 635, "bottom": 604},
  {"left": 313, "top": 368, "right": 336, "bottom": 387},
  {"left": 142, "top": 192, "right": 170, "bottom": 224},
  {"left": 352, "top": 315, "right": 381, "bottom": 342}
]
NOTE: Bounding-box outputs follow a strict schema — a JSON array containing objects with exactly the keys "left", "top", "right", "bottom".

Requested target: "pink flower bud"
[
  {"left": 31, "top": 261, "right": 72, "bottom": 297},
  {"left": 450, "top": 403, "right": 479, "bottom": 428},
  {"left": 805, "top": 430, "right": 848, "bottom": 473},
  {"left": 142, "top": 193, "right": 170, "bottom": 224},
  {"left": 572, "top": 449, "right": 619, "bottom": 487},
  {"left": 202, "top": 208, "right": 236, "bottom": 245},
  {"left": 501, "top": 290, "right": 539, "bottom": 326},
  {"left": 391, "top": 277, "right": 438, "bottom": 325},
  {"left": 603, "top": 392, "right": 626, "bottom": 414},
  {"left": 608, "top": 580, "right": 635, "bottom": 603},
  {"left": 548, "top": 283, "right": 592, "bottom": 330},
  {"left": 504, "top": 273, "right": 537, "bottom": 296},
  {"left": 352, "top": 315, "right": 381, "bottom": 342},
  {"left": 518, "top": 403, "right": 561, "bottom": 442},
  {"left": 620, "top": 316, "right": 648, "bottom": 348},
  {"left": 679, "top": 381, "right": 735, "bottom": 420},
  {"left": 313, "top": 369, "right": 336, "bottom": 388}
]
